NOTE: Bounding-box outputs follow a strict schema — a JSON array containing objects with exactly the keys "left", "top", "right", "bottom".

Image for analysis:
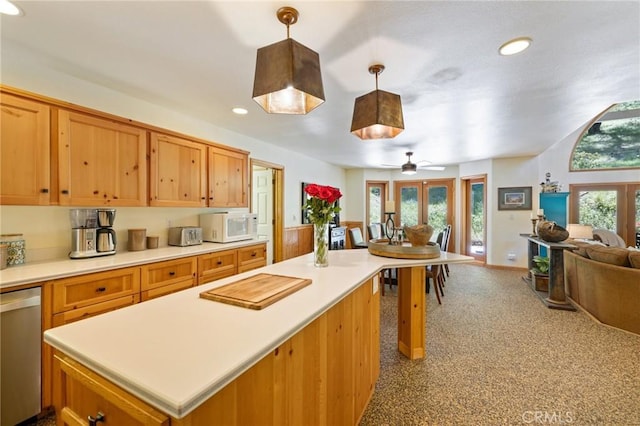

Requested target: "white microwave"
[{"left": 200, "top": 212, "right": 257, "bottom": 243}]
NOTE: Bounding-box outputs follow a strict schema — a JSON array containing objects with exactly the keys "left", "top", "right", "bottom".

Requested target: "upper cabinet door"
[
  {"left": 58, "top": 110, "right": 148, "bottom": 206},
  {"left": 208, "top": 147, "right": 248, "bottom": 208},
  {"left": 149, "top": 132, "right": 207, "bottom": 207},
  {"left": 1, "top": 93, "right": 51, "bottom": 205}
]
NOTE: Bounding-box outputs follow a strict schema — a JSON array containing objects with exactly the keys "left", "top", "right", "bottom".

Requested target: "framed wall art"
[{"left": 497, "top": 186, "right": 532, "bottom": 211}]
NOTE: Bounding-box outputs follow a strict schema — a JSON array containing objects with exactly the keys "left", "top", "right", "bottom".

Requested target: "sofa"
[{"left": 564, "top": 242, "right": 640, "bottom": 335}]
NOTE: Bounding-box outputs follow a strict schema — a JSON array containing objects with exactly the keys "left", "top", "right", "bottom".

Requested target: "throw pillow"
[
  {"left": 628, "top": 250, "right": 640, "bottom": 269},
  {"left": 586, "top": 245, "right": 631, "bottom": 267},
  {"left": 570, "top": 240, "right": 592, "bottom": 257}
]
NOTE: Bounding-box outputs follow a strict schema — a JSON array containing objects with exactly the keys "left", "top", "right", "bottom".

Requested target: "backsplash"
[{"left": 0, "top": 206, "right": 248, "bottom": 263}]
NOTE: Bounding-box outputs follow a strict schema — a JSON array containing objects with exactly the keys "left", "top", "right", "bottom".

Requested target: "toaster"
[{"left": 168, "top": 227, "right": 203, "bottom": 247}]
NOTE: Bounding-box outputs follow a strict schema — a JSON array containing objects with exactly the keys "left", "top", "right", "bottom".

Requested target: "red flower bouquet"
[{"left": 303, "top": 184, "right": 342, "bottom": 225}]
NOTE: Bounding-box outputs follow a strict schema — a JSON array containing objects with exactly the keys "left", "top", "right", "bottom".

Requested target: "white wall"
[{"left": 1, "top": 49, "right": 345, "bottom": 262}]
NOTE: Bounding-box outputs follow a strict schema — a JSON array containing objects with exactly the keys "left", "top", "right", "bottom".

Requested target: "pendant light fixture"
[
  {"left": 252, "top": 6, "right": 325, "bottom": 114},
  {"left": 401, "top": 152, "right": 417, "bottom": 175},
  {"left": 351, "top": 64, "right": 404, "bottom": 140}
]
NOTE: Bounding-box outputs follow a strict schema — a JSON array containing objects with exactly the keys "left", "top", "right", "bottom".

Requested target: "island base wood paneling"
[{"left": 172, "top": 279, "right": 379, "bottom": 426}]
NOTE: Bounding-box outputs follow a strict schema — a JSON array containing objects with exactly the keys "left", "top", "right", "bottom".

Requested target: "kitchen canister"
[
  {"left": 127, "top": 229, "right": 147, "bottom": 251},
  {"left": 146, "top": 236, "right": 159, "bottom": 249},
  {"left": 0, "top": 234, "right": 25, "bottom": 266}
]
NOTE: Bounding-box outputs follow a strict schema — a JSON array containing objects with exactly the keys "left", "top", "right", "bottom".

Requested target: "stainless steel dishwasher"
[{"left": 1, "top": 287, "right": 41, "bottom": 425}]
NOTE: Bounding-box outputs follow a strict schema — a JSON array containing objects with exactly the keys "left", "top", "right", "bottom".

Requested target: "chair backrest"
[
  {"left": 442, "top": 224, "right": 452, "bottom": 251},
  {"left": 436, "top": 231, "right": 444, "bottom": 248},
  {"left": 349, "top": 227, "right": 365, "bottom": 246},
  {"left": 368, "top": 223, "right": 382, "bottom": 240}
]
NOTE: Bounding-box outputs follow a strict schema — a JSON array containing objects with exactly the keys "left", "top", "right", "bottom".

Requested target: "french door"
[
  {"left": 461, "top": 175, "right": 486, "bottom": 262},
  {"left": 393, "top": 179, "right": 455, "bottom": 248},
  {"left": 569, "top": 182, "right": 640, "bottom": 247},
  {"left": 365, "top": 181, "right": 388, "bottom": 240}
]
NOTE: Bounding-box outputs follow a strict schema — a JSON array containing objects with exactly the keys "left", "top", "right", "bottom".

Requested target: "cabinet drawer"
[
  {"left": 141, "top": 257, "right": 196, "bottom": 291},
  {"left": 237, "top": 243, "right": 267, "bottom": 273},
  {"left": 54, "top": 353, "right": 169, "bottom": 426},
  {"left": 198, "top": 249, "right": 237, "bottom": 284},
  {"left": 52, "top": 267, "right": 140, "bottom": 313},
  {"left": 141, "top": 280, "right": 194, "bottom": 301},
  {"left": 52, "top": 295, "right": 139, "bottom": 327}
]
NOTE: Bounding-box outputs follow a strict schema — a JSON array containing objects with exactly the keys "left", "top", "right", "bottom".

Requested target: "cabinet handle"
[
  {"left": 169, "top": 271, "right": 175, "bottom": 276},
  {"left": 251, "top": 251, "right": 256, "bottom": 257},
  {"left": 88, "top": 412, "right": 105, "bottom": 426},
  {"left": 40, "top": 188, "right": 49, "bottom": 193},
  {"left": 61, "top": 189, "right": 69, "bottom": 194},
  {"left": 216, "top": 260, "right": 222, "bottom": 265},
  {"left": 96, "top": 287, "right": 106, "bottom": 292}
]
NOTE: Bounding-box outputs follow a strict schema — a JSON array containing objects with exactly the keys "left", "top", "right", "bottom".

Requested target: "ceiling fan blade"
[
  {"left": 415, "top": 160, "right": 433, "bottom": 166},
  {"left": 419, "top": 166, "right": 446, "bottom": 171},
  {"left": 380, "top": 163, "right": 400, "bottom": 168}
]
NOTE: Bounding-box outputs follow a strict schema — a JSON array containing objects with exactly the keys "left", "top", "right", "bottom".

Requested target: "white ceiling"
[{"left": 2, "top": 1, "right": 639, "bottom": 170}]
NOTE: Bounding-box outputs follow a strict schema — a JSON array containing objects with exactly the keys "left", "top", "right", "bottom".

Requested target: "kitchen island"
[{"left": 45, "top": 249, "right": 473, "bottom": 425}]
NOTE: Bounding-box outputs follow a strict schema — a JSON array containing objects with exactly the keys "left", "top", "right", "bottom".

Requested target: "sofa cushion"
[
  {"left": 629, "top": 250, "right": 640, "bottom": 269},
  {"left": 586, "top": 245, "right": 631, "bottom": 267},
  {"left": 570, "top": 240, "right": 593, "bottom": 257}
]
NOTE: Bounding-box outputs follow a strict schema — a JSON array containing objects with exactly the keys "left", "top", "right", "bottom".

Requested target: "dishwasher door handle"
[{"left": 0, "top": 295, "right": 41, "bottom": 313}]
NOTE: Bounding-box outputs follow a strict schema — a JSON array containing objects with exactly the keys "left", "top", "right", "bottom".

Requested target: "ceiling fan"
[{"left": 381, "top": 152, "right": 445, "bottom": 174}]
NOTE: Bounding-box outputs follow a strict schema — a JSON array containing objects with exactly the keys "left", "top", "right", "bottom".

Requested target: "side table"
[{"left": 520, "top": 234, "right": 576, "bottom": 311}]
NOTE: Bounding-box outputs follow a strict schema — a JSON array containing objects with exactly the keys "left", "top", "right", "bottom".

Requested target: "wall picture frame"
[{"left": 498, "top": 186, "right": 532, "bottom": 210}]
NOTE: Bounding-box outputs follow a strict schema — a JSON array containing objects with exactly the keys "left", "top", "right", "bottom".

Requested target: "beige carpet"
[{"left": 359, "top": 264, "right": 640, "bottom": 426}]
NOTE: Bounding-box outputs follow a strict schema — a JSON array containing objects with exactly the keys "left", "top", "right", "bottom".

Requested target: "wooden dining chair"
[
  {"left": 367, "top": 223, "right": 396, "bottom": 295},
  {"left": 425, "top": 264, "right": 444, "bottom": 304}
]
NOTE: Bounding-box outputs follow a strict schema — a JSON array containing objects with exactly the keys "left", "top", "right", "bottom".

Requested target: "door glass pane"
[
  {"left": 427, "top": 186, "right": 447, "bottom": 242},
  {"left": 368, "top": 186, "right": 382, "bottom": 225},
  {"left": 400, "top": 186, "right": 418, "bottom": 227},
  {"left": 578, "top": 190, "right": 617, "bottom": 231},
  {"left": 471, "top": 182, "right": 484, "bottom": 254}
]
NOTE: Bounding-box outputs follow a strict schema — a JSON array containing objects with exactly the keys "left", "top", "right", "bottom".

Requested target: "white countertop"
[
  {"left": 44, "top": 249, "right": 473, "bottom": 419},
  {"left": 0, "top": 239, "right": 266, "bottom": 290}
]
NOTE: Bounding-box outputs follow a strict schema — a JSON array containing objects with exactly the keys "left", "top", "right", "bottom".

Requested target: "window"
[
  {"left": 570, "top": 100, "right": 640, "bottom": 171},
  {"left": 569, "top": 182, "right": 640, "bottom": 247}
]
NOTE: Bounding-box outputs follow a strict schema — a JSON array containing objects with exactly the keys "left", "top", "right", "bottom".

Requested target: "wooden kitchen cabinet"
[
  {"left": 57, "top": 110, "right": 147, "bottom": 206},
  {"left": 198, "top": 249, "right": 237, "bottom": 284},
  {"left": 140, "top": 257, "right": 197, "bottom": 301},
  {"left": 51, "top": 267, "right": 141, "bottom": 315},
  {"left": 0, "top": 92, "right": 51, "bottom": 205},
  {"left": 53, "top": 353, "right": 169, "bottom": 426},
  {"left": 208, "top": 146, "right": 248, "bottom": 208},
  {"left": 150, "top": 132, "right": 207, "bottom": 207},
  {"left": 43, "top": 267, "right": 141, "bottom": 409},
  {"left": 237, "top": 243, "right": 267, "bottom": 273}
]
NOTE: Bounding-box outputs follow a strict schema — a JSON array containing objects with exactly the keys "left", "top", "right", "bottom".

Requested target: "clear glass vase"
[{"left": 313, "top": 222, "right": 329, "bottom": 267}]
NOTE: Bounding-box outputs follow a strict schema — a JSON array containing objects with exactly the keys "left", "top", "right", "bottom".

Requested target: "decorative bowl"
[
  {"left": 536, "top": 221, "right": 569, "bottom": 242},
  {"left": 403, "top": 224, "right": 434, "bottom": 246}
]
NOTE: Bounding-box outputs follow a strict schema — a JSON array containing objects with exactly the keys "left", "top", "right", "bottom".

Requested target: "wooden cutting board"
[{"left": 199, "top": 273, "right": 312, "bottom": 310}]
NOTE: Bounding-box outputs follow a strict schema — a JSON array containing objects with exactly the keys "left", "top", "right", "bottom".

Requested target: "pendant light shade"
[
  {"left": 351, "top": 64, "right": 404, "bottom": 140},
  {"left": 253, "top": 7, "right": 325, "bottom": 114},
  {"left": 401, "top": 151, "right": 417, "bottom": 175}
]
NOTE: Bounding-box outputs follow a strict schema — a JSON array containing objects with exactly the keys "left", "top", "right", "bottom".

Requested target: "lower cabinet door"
[{"left": 54, "top": 353, "right": 169, "bottom": 426}]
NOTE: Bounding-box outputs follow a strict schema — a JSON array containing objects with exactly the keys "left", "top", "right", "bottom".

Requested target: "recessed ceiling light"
[
  {"left": 0, "top": 0, "right": 22, "bottom": 16},
  {"left": 232, "top": 107, "right": 248, "bottom": 115},
  {"left": 499, "top": 37, "right": 532, "bottom": 56}
]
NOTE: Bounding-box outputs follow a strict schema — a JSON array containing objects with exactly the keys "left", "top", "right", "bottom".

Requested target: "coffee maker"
[{"left": 69, "top": 209, "right": 117, "bottom": 258}]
